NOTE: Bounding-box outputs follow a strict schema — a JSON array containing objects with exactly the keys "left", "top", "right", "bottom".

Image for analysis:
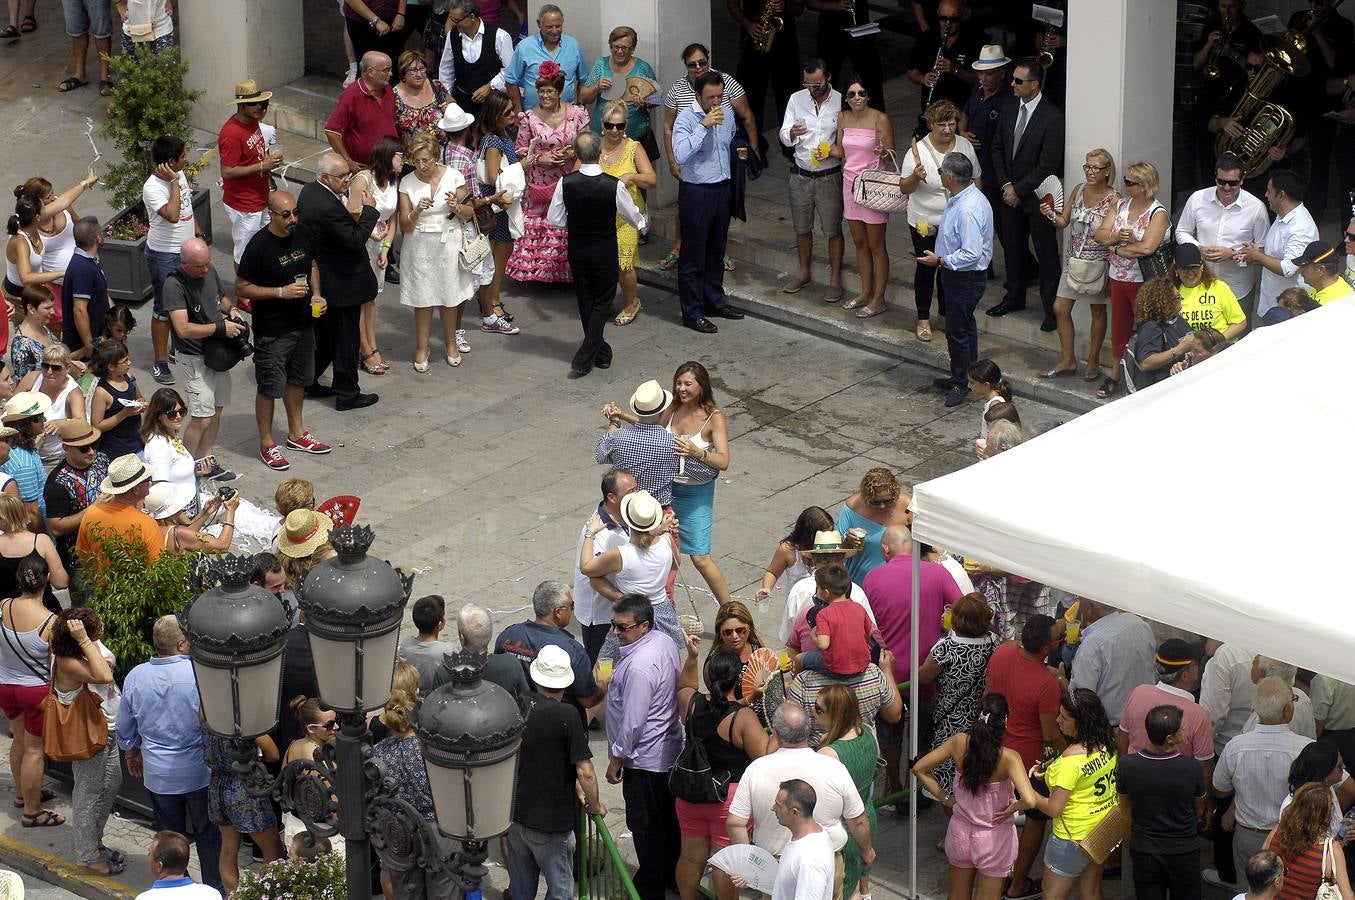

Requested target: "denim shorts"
[
  {"left": 63, "top": 0, "right": 114, "bottom": 39},
  {"left": 1045, "top": 833, "right": 1093, "bottom": 877},
  {"left": 145, "top": 248, "right": 180, "bottom": 321}
]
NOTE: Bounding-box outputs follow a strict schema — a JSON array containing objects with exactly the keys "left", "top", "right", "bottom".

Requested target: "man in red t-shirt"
[
  {"left": 219, "top": 80, "right": 285, "bottom": 266},
  {"left": 985, "top": 614, "right": 1064, "bottom": 900},
  {"left": 323, "top": 51, "right": 398, "bottom": 174}
]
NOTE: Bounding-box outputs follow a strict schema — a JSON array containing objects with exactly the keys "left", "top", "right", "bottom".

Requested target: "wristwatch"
[{"left": 369, "top": 15, "right": 380, "bottom": 27}]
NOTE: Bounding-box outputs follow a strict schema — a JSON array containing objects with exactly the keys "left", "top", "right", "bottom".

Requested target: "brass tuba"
[
  {"left": 1213, "top": 31, "right": 1311, "bottom": 179},
  {"left": 754, "top": 0, "right": 784, "bottom": 54}
]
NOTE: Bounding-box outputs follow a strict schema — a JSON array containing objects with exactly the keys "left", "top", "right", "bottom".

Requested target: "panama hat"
[
  {"left": 529, "top": 644, "right": 576, "bottom": 689},
  {"left": 99, "top": 454, "right": 154, "bottom": 495},
  {"left": 972, "top": 45, "right": 1011, "bottom": 71},
  {"left": 800, "top": 530, "right": 859, "bottom": 558},
  {"left": 145, "top": 481, "right": 197, "bottom": 521},
  {"left": 629, "top": 380, "right": 673, "bottom": 417},
  {"left": 2, "top": 391, "right": 52, "bottom": 424},
  {"left": 619, "top": 490, "right": 664, "bottom": 534},
  {"left": 56, "top": 420, "right": 101, "bottom": 447},
  {"left": 278, "top": 509, "right": 334, "bottom": 559},
  {"left": 231, "top": 79, "right": 274, "bottom": 104},
  {"left": 436, "top": 102, "right": 475, "bottom": 132}
]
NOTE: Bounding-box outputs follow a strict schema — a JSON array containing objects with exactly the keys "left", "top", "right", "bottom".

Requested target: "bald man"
[
  {"left": 324, "top": 51, "right": 397, "bottom": 174},
  {"left": 162, "top": 237, "right": 245, "bottom": 482}
]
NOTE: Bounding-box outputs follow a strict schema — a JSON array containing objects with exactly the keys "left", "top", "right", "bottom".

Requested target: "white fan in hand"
[{"left": 1036, "top": 174, "right": 1065, "bottom": 214}]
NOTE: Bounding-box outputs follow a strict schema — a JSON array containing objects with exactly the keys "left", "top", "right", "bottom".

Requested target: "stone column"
[
  {"left": 180, "top": 0, "right": 306, "bottom": 132},
  {"left": 1065, "top": 0, "right": 1177, "bottom": 201}
]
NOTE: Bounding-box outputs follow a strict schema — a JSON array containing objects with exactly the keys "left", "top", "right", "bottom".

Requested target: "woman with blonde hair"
[
  {"left": 818, "top": 683, "right": 881, "bottom": 900},
  {"left": 399, "top": 131, "right": 478, "bottom": 370},
  {"left": 836, "top": 467, "right": 912, "bottom": 582},
  {"left": 599, "top": 98, "right": 656, "bottom": 326},
  {"left": 1041, "top": 148, "right": 1117, "bottom": 380},
  {"left": 0, "top": 492, "right": 67, "bottom": 614},
  {"left": 1093, "top": 159, "right": 1170, "bottom": 398},
  {"left": 374, "top": 672, "right": 443, "bottom": 898},
  {"left": 16, "top": 342, "right": 86, "bottom": 466}
]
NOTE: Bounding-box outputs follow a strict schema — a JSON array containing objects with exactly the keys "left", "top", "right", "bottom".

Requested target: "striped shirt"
[
  {"left": 1212, "top": 723, "right": 1312, "bottom": 829},
  {"left": 595, "top": 423, "right": 679, "bottom": 506},
  {"left": 663, "top": 71, "right": 745, "bottom": 111}
]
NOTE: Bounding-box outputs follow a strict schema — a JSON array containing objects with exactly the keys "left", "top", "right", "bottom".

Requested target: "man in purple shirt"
[
  {"left": 863, "top": 525, "right": 963, "bottom": 796},
  {"left": 604, "top": 593, "right": 681, "bottom": 900}
]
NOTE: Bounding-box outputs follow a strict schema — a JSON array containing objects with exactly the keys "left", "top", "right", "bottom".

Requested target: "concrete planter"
[{"left": 102, "top": 188, "right": 214, "bottom": 304}]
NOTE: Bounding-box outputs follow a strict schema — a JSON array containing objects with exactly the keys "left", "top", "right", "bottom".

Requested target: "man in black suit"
[
  {"left": 987, "top": 58, "right": 1064, "bottom": 331},
  {"left": 547, "top": 132, "right": 647, "bottom": 378},
  {"left": 297, "top": 152, "right": 379, "bottom": 411}
]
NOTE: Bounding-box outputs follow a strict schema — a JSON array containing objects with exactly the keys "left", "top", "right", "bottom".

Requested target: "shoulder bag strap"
[
  {"left": 684, "top": 692, "right": 701, "bottom": 745},
  {"left": 0, "top": 601, "right": 50, "bottom": 681}
]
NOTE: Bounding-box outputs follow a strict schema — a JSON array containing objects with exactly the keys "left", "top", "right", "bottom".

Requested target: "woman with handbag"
[
  {"left": 900, "top": 100, "right": 979, "bottom": 340},
  {"left": 0, "top": 553, "right": 59, "bottom": 828},
  {"left": 50, "top": 608, "right": 121, "bottom": 874},
  {"left": 1265, "top": 782, "right": 1355, "bottom": 900},
  {"left": 600, "top": 99, "right": 657, "bottom": 326},
  {"left": 505, "top": 62, "right": 589, "bottom": 284},
  {"left": 1033, "top": 688, "right": 1119, "bottom": 900},
  {"left": 1121, "top": 278, "right": 1193, "bottom": 395},
  {"left": 831, "top": 79, "right": 895, "bottom": 319},
  {"left": 440, "top": 104, "right": 508, "bottom": 338},
  {"left": 347, "top": 135, "right": 403, "bottom": 375},
  {"left": 819, "top": 683, "right": 885, "bottom": 900},
  {"left": 1041, "top": 149, "right": 1118, "bottom": 381},
  {"left": 398, "top": 132, "right": 478, "bottom": 371},
  {"left": 674, "top": 641, "right": 771, "bottom": 900},
  {"left": 1093, "top": 160, "right": 1170, "bottom": 399}
]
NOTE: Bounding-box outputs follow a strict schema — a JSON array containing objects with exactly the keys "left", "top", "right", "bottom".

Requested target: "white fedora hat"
[
  {"left": 436, "top": 102, "right": 476, "bottom": 133},
  {"left": 529, "top": 644, "right": 576, "bottom": 689},
  {"left": 972, "top": 45, "right": 1011, "bottom": 70},
  {"left": 629, "top": 380, "right": 673, "bottom": 417},
  {"left": 145, "top": 481, "right": 197, "bottom": 521},
  {"left": 619, "top": 490, "right": 664, "bottom": 534}
]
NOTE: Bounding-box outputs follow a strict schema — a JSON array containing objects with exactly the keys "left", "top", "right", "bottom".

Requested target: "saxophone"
[
  {"left": 1213, "top": 31, "right": 1310, "bottom": 179},
  {"left": 754, "top": 0, "right": 784, "bottom": 54}
]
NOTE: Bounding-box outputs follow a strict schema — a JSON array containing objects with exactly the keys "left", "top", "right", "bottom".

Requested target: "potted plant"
[
  {"left": 100, "top": 45, "right": 212, "bottom": 302},
  {"left": 234, "top": 854, "right": 347, "bottom": 899}
]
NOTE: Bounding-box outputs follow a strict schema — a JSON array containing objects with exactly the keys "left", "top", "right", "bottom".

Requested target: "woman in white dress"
[
  {"left": 396, "top": 132, "right": 476, "bottom": 372},
  {"left": 346, "top": 135, "right": 402, "bottom": 376}
]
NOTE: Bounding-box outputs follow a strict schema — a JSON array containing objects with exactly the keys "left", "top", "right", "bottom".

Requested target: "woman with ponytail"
[
  {"left": 914, "top": 693, "right": 1043, "bottom": 900},
  {"left": 6, "top": 196, "right": 64, "bottom": 355}
]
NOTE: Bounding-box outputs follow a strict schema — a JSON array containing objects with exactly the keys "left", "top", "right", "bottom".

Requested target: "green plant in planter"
[
  {"left": 100, "top": 46, "right": 203, "bottom": 211},
  {"left": 79, "top": 524, "right": 204, "bottom": 677},
  {"left": 233, "top": 854, "right": 347, "bottom": 899}
]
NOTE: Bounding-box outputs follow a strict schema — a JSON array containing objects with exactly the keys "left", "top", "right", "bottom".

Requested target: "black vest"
[
  {"left": 449, "top": 23, "right": 502, "bottom": 109},
  {"left": 562, "top": 172, "right": 620, "bottom": 246}
]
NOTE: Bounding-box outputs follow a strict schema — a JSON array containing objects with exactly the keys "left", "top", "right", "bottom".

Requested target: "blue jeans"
[
  {"left": 145, "top": 248, "right": 180, "bottom": 323},
  {"left": 506, "top": 822, "right": 575, "bottom": 900},
  {"left": 150, "top": 787, "right": 222, "bottom": 891},
  {"left": 940, "top": 268, "right": 986, "bottom": 385}
]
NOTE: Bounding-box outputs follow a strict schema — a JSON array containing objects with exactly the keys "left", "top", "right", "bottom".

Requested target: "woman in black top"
[
  {"left": 675, "top": 642, "right": 773, "bottom": 900},
  {"left": 88, "top": 340, "right": 144, "bottom": 459},
  {"left": 0, "top": 494, "right": 66, "bottom": 613}
]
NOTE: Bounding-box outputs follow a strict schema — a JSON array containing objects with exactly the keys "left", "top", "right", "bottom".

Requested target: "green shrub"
[
  {"left": 232, "top": 854, "right": 347, "bottom": 899},
  {"left": 100, "top": 46, "right": 202, "bottom": 210}
]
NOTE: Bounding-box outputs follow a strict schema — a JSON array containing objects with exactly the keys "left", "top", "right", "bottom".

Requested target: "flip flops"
[
  {"left": 20, "top": 14, "right": 36, "bottom": 31},
  {"left": 58, "top": 77, "right": 89, "bottom": 92}
]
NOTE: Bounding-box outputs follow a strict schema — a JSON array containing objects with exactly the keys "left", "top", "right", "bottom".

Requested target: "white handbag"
[
  {"left": 852, "top": 149, "right": 908, "bottom": 214},
  {"left": 459, "top": 219, "right": 490, "bottom": 269}
]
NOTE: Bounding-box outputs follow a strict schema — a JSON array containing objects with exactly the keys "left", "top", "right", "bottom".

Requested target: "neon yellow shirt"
[
  {"left": 1178, "top": 280, "right": 1246, "bottom": 334},
  {"left": 1046, "top": 748, "right": 1118, "bottom": 840},
  {"left": 1311, "top": 278, "right": 1355, "bottom": 306}
]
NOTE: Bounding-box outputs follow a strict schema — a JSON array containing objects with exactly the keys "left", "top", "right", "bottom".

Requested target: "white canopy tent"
[{"left": 900, "top": 301, "right": 1355, "bottom": 898}]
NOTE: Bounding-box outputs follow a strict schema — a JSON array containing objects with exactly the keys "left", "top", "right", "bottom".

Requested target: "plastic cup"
[
  {"left": 598, "top": 658, "right": 614, "bottom": 677},
  {"left": 310, "top": 300, "right": 323, "bottom": 318},
  {"left": 775, "top": 649, "right": 791, "bottom": 671}
]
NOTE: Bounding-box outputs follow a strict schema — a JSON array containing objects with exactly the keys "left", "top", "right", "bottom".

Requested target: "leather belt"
[{"left": 791, "top": 165, "right": 841, "bottom": 179}]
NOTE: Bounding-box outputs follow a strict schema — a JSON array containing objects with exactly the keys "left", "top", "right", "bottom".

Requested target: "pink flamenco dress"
[{"left": 505, "top": 104, "right": 589, "bottom": 284}]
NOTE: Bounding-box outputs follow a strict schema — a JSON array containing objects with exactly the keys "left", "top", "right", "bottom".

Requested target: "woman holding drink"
[{"left": 831, "top": 79, "right": 894, "bottom": 319}]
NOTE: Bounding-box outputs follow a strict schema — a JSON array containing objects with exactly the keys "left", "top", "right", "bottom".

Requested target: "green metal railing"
[{"left": 579, "top": 806, "right": 642, "bottom": 900}]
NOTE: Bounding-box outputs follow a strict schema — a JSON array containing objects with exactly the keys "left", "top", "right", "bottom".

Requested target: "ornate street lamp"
[{"left": 185, "top": 527, "right": 524, "bottom": 900}]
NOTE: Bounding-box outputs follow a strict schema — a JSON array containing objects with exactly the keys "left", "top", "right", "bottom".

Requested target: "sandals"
[
  {"left": 22, "top": 809, "right": 65, "bottom": 827},
  {"left": 86, "top": 858, "right": 125, "bottom": 876},
  {"left": 856, "top": 305, "right": 887, "bottom": 319},
  {"left": 19, "top": 14, "right": 35, "bottom": 31},
  {"left": 0, "top": 25, "right": 18, "bottom": 39},
  {"left": 361, "top": 350, "right": 387, "bottom": 376},
  {"left": 102, "top": 847, "right": 126, "bottom": 866},
  {"left": 14, "top": 788, "right": 55, "bottom": 807},
  {"left": 1040, "top": 367, "right": 1076, "bottom": 379},
  {"left": 916, "top": 321, "right": 932, "bottom": 342},
  {"left": 658, "top": 252, "right": 679, "bottom": 271},
  {"left": 1096, "top": 376, "right": 1122, "bottom": 399},
  {"left": 99, "top": 79, "right": 114, "bottom": 96},
  {"left": 58, "top": 77, "right": 89, "bottom": 92},
  {"left": 613, "top": 302, "right": 641, "bottom": 326},
  {"left": 1083, "top": 366, "right": 1103, "bottom": 382},
  {"left": 723, "top": 255, "right": 735, "bottom": 272},
  {"left": 841, "top": 295, "right": 868, "bottom": 311}
]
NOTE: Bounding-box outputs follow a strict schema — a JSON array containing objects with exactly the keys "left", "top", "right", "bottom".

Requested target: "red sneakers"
[
  {"left": 259, "top": 443, "right": 290, "bottom": 470},
  {"left": 285, "top": 432, "right": 333, "bottom": 455}
]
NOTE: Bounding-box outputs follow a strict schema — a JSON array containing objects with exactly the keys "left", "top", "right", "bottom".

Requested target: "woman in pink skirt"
[
  {"left": 914, "top": 693, "right": 1042, "bottom": 900},
  {"left": 830, "top": 79, "right": 894, "bottom": 318}
]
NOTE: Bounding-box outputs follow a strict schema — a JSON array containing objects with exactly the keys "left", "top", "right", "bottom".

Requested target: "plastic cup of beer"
[
  {"left": 775, "top": 649, "right": 792, "bottom": 671},
  {"left": 598, "top": 657, "right": 614, "bottom": 677}
]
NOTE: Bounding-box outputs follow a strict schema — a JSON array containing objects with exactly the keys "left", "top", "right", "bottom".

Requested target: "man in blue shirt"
[
  {"left": 118, "top": 616, "right": 222, "bottom": 892},
  {"left": 918, "top": 152, "right": 993, "bottom": 407},
  {"left": 60, "top": 216, "right": 110, "bottom": 364},
  {"left": 672, "top": 70, "right": 747, "bottom": 334},
  {"left": 495, "top": 581, "right": 604, "bottom": 723},
  {"left": 135, "top": 831, "right": 221, "bottom": 899},
  {"left": 503, "top": 4, "right": 588, "bottom": 111}
]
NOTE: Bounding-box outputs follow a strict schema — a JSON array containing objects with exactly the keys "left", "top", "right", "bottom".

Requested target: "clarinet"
[{"left": 916, "top": 24, "right": 950, "bottom": 137}]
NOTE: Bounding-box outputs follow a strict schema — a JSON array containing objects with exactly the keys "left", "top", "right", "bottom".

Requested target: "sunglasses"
[
  {"left": 311, "top": 720, "right": 340, "bottom": 731},
  {"left": 1346, "top": 232, "right": 1355, "bottom": 241},
  {"left": 846, "top": 89, "right": 868, "bottom": 98},
  {"left": 686, "top": 59, "right": 710, "bottom": 70},
  {"left": 1011, "top": 76, "right": 1030, "bottom": 84},
  {"left": 1215, "top": 177, "right": 1242, "bottom": 187},
  {"left": 721, "top": 626, "right": 749, "bottom": 638},
  {"left": 41, "top": 363, "right": 64, "bottom": 372},
  {"left": 868, "top": 497, "right": 896, "bottom": 507},
  {"left": 602, "top": 121, "right": 627, "bottom": 131},
  {"left": 1123, "top": 178, "right": 1141, "bottom": 187},
  {"left": 271, "top": 208, "right": 298, "bottom": 218},
  {"left": 611, "top": 620, "right": 642, "bottom": 633},
  {"left": 163, "top": 408, "right": 186, "bottom": 419},
  {"left": 245, "top": 100, "right": 270, "bottom": 109}
]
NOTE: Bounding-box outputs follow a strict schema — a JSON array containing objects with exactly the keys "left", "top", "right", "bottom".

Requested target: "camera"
[{"left": 218, "top": 486, "right": 237, "bottom": 501}]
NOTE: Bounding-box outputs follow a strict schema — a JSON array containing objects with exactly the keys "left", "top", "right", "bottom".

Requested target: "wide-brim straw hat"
[
  {"left": 629, "top": 380, "right": 673, "bottom": 418},
  {"left": 801, "top": 529, "right": 860, "bottom": 558},
  {"left": 278, "top": 509, "right": 334, "bottom": 559},
  {"left": 232, "top": 79, "right": 274, "bottom": 104},
  {"left": 145, "top": 481, "right": 196, "bottom": 521},
  {"left": 99, "top": 454, "right": 154, "bottom": 495},
  {"left": 2, "top": 391, "right": 52, "bottom": 424},
  {"left": 619, "top": 490, "right": 664, "bottom": 534}
]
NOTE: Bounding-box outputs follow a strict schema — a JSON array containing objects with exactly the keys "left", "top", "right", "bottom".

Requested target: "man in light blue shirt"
[
  {"left": 671, "top": 70, "right": 747, "bottom": 333},
  {"left": 118, "top": 615, "right": 221, "bottom": 892},
  {"left": 918, "top": 151, "right": 993, "bottom": 407},
  {"left": 503, "top": 4, "right": 587, "bottom": 111}
]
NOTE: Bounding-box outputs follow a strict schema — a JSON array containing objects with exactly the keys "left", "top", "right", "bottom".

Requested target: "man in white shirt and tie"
[
  {"left": 778, "top": 59, "right": 844, "bottom": 303},
  {"left": 439, "top": 0, "right": 512, "bottom": 118},
  {"left": 1175, "top": 151, "right": 1271, "bottom": 325},
  {"left": 1235, "top": 168, "right": 1319, "bottom": 319}
]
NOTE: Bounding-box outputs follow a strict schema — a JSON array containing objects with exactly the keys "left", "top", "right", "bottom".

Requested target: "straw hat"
[
  {"left": 972, "top": 45, "right": 1011, "bottom": 71},
  {"left": 629, "top": 380, "right": 673, "bottom": 417},
  {"left": 145, "top": 481, "right": 196, "bottom": 521},
  {"left": 619, "top": 490, "right": 664, "bottom": 534},
  {"left": 529, "top": 645, "right": 576, "bottom": 689},
  {"left": 278, "top": 509, "right": 334, "bottom": 559},
  {"left": 436, "top": 102, "right": 475, "bottom": 132},
  {"left": 99, "top": 454, "right": 154, "bottom": 495},
  {"left": 2, "top": 391, "right": 52, "bottom": 424},
  {"left": 231, "top": 79, "right": 273, "bottom": 104},
  {"left": 801, "top": 530, "right": 859, "bottom": 558}
]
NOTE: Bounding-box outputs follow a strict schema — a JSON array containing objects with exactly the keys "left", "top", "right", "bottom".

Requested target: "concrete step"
[
  {"left": 272, "top": 132, "right": 333, "bottom": 186},
  {"left": 267, "top": 76, "right": 343, "bottom": 143},
  {"left": 633, "top": 240, "right": 1106, "bottom": 417}
]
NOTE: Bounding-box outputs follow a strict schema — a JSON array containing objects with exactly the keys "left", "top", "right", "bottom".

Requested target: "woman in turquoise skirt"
[
  {"left": 817, "top": 683, "right": 880, "bottom": 900},
  {"left": 664, "top": 361, "right": 732, "bottom": 605}
]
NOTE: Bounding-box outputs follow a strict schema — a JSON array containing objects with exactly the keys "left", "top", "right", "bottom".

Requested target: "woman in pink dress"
[
  {"left": 831, "top": 80, "right": 894, "bottom": 317},
  {"left": 506, "top": 61, "right": 588, "bottom": 284}
]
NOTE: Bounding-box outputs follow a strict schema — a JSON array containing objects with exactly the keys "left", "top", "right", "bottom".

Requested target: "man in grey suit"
[{"left": 987, "top": 58, "right": 1064, "bottom": 332}]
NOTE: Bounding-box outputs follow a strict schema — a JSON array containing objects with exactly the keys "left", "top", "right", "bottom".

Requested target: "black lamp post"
[{"left": 181, "top": 527, "right": 526, "bottom": 900}]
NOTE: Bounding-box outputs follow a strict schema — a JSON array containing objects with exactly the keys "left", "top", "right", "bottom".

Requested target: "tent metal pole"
[{"left": 909, "top": 540, "right": 921, "bottom": 900}]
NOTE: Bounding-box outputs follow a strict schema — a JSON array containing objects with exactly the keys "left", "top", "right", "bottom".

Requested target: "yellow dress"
[{"left": 601, "top": 139, "right": 645, "bottom": 272}]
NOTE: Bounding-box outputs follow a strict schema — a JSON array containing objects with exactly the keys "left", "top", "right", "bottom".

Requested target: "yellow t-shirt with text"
[
  {"left": 1178, "top": 280, "right": 1246, "bottom": 334},
  {"left": 1046, "top": 748, "right": 1118, "bottom": 840}
]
